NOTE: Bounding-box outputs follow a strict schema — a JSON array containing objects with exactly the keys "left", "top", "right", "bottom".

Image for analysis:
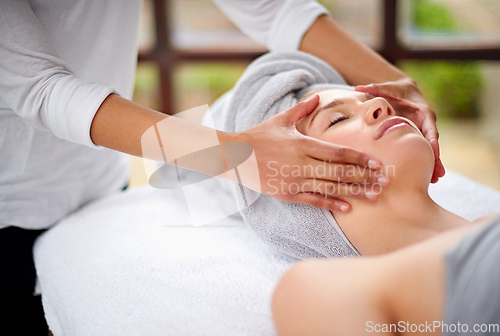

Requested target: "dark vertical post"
[
  {"left": 381, "top": 0, "right": 400, "bottom": 64},
  {"left": 154, "top": 0, "right": 174, "bottom": 115}
]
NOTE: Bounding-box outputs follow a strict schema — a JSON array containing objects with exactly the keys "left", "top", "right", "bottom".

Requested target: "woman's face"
[{"left": 297, "top": 89, "right": 434, "bottom": 187}]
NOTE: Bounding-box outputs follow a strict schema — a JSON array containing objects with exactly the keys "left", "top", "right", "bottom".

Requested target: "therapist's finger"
[
  {"left": 431, "top": 157, "right": 446, "bottom": 184},
  {"left": 355, "top": 82, "right": 404, "bottom": 100},
  {"left": 283, "top": 94, "right": 320, "bottom": 124},
  {"left": 290, "top": 193, "right": 351, "bottom": 213},
  {"left": 421, "top": 113, "right": 445, "bottom": 182},
  {"left": 434, "top": 157, "right": 445, "bottom": 178},
  {"left": 301, "top": 179, "right": 382, "bottom": 201},
  {"left": 299, "top": 138, "right": 383, "bottom": 171},
  {"left": 355, "top": 80, "right": 419, "bottom": 103},
  {"left": 299, "top": 160, "right": 389, "bottom": 187},
  {"left": 422, "top": 117, "right": 439, "bottom": 156}
]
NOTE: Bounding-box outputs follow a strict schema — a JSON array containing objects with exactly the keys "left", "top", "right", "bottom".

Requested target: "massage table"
[{"left": 34, "top": 171, "right": 500, "bottom": 335}]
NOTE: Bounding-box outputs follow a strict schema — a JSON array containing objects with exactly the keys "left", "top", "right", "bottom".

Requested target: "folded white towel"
[
  {"left": 34, "top": 171, "right": 499, "bottom": 335},
  {"left": 35, "top": 186, "right": 294, "bottom": 335}
]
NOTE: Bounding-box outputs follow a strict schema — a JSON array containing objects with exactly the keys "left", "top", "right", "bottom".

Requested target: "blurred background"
[{"left": 130, "top": 0, "right": 500, "bottom": 191}]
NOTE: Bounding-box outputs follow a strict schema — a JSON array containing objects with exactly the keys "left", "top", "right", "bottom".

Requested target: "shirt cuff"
[
  {"left": 267, "top": 0, "right": 328, "bottom": 51},
  {"left": 44, "top": 74, "right": 116, "bottom": 148}
]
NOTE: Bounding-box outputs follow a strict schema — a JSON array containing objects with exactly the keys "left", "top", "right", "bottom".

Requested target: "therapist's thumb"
[{"left": 283, "top": 94, "right": 320, "bottom": 124}]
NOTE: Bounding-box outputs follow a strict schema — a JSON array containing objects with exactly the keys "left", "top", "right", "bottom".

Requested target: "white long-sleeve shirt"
[{"left": 0, "top": 0, "right": 327, "bottom": 229}]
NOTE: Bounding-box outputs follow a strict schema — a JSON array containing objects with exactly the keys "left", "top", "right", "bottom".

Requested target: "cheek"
[
  {"left": 322, "top": 127, "right": 434, "bottom": 185},
  {"left": 320, "top": 125, "right": 368, "bottom": 150}
]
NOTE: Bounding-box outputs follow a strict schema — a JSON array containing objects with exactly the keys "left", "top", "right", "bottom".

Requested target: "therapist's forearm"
[
  {"left": 300, "top": 15, "right": 407, "bottom": 85},
  {"left": 90, "top": 94, "right": 234, "bottom": 177},
  {"left": 90, "top": 90, "right": 385, "bottom": 211}
]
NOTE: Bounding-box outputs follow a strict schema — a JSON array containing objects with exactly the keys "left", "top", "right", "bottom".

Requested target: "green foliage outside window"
[
  {"left": 175, "top": 63, "right": 247, "bottom": 101},
  {"left": 400, "top": 0, "right": 483, "bottom": 119},
  {"left": 413, "top": 0, "right": 457, "bottom": 32}
]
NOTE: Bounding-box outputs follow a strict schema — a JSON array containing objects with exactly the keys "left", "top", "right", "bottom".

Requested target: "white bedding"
[{"left": 34, "top": 171, "right": 500, "bottom": 335}]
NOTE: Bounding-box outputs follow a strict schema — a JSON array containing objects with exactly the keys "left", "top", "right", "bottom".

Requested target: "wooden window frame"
[{"left": 138, "top": 0, "right": 500, "bottom": 115}]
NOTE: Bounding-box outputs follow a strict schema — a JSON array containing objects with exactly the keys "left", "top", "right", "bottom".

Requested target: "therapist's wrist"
[
  {"left": 216, "top": 129, "right": 241, "bottom": 146},
  {"left": 215, "top": 129, "right": 263, "bottom": 192},
  {"left": 216, "top": 130, "right": 238, "bottom": 173}
]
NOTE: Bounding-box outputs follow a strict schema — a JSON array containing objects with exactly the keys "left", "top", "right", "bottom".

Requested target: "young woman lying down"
[
  {"left": 209, "top": 51, "right": 498, "bottom": 334},
  {"left": 209, "top": 51, "right": 481, "bottom": 259},
  {"left": 270, "top": 86, "right": 500, "bottom": 335}
]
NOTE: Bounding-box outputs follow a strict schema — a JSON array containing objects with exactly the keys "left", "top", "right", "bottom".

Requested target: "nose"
[{"left": 363, "top": 97, "right": 395, "bottom": 125}]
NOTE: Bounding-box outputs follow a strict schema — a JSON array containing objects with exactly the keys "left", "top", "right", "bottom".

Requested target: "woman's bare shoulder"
[
  {"left": 473, "top": 214, "right": 500, "bottom": 225},
  {"left": 273, "top": 258, "right": 390, "bottom": 336}
]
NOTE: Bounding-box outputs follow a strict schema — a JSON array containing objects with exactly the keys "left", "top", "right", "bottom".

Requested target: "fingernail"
[
  {"left": 306, "top": 93, "right": 319, "bottom": 101},
  {"left": 368, "top": 160, "right": 381, "bottom": 169},
  {"left": 340, "top": 204, "right": 349, "bottom": 212},
  {"left": 365, "top": 190, "right": 378, "bottom": 200},
  {"left": 377, "top": 176, "right": 390, "bottom": 187}
]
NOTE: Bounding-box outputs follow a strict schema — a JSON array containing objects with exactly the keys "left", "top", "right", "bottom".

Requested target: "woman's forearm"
[
  {"left": 300, "top": 15, "right": 407, "bottom": 85},
  {"left": 90, "top": 94, "right": 235, "bottom": 177},
  {"left": 90, "top": 93, "right": 384, "bottom": 211}
]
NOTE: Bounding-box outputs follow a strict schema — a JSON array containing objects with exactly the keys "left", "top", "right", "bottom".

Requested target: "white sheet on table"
[{"left": 34, "top": 171, "right": 500, "bottom": 335}]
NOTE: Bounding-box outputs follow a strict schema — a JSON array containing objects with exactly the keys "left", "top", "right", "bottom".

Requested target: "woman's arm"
[
  {"left": 91, "top": 94, "right": 384, "bottom": 212},
  {"left": 300, "top": 15, "right": 407, "bottom": 85},
  {"left": 273, "top": 258, "right": 392, "bottom": 336},
  {"left": 0, "top": 0, "right": 384, "bottom": 212},
  {"left": 272, "top": 224, "right": 478, "bottom": 336}
]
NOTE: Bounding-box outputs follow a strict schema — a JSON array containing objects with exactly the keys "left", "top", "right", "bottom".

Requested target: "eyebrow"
[{"left": 308, "top": 93, "right": 374, "bottom": 129}]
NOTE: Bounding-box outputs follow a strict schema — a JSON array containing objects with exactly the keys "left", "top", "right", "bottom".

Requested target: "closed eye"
[{"left": 329, "top": 115, "right": 348, "bottom": 127}]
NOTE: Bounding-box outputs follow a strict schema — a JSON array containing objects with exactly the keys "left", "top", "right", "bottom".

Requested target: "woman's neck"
[{"left": 332, "top": 183, "right": 470, "bottom": 256}]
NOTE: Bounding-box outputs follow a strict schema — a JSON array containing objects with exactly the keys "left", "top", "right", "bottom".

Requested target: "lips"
[{"left": 375, "top": 117, "right": 412, "bottom": 140}]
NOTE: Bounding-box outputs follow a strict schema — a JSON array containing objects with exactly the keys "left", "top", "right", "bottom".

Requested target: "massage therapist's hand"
[
  {"left": 236, "top": 94, "right": 387, "bottom": 212},
  {"left": 355, "top": 78, "right": 446, "bottom": 183}
]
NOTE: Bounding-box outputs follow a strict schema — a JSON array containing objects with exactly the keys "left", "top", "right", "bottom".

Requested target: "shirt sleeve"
[
  {"left": 212, "top": 0, "right": 328, "bottom": 51},
  {"left": 0, "top": 0, "right": 115, "bottom": 148}
]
